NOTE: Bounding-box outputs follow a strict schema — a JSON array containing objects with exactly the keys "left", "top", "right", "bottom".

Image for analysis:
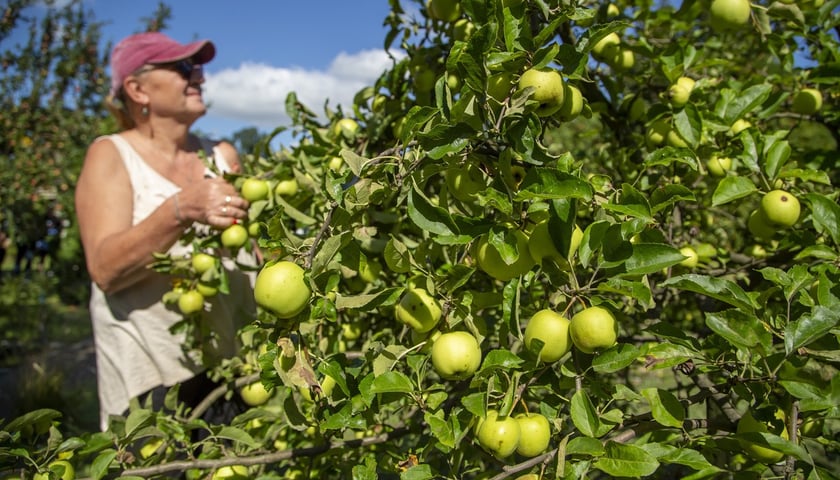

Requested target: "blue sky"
[{"left": 62, "top": 1, "right": 408, "bottom": 139}]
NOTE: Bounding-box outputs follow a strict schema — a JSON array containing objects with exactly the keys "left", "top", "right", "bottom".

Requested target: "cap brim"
[{"left": 148, "top": 40, "right": 216, "bottom": 65}]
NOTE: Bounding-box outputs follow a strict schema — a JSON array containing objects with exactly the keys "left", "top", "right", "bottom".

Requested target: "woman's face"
[{"left": 131, "top": 60, "right": 208, "bottom": 122}]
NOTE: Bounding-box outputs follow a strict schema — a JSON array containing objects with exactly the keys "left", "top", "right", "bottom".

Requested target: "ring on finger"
[
  {"left": 225, "top": 195, "right": 232, "bottom": 204},
  {"left": 222, "top": 206, "right": 229, "bottom": 214}
]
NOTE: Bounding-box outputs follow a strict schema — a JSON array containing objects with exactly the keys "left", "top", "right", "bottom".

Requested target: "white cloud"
[{"left": 203, "top": 49, "right": 404, "bottom": 130}]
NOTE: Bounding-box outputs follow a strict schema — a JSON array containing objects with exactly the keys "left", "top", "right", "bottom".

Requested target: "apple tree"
[{"left": 4, "top": 0, "right": 840, "bottom": 479}]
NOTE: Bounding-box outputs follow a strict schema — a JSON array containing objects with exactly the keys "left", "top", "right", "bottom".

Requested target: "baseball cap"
[{"left": 109, "top": 32, "right": 216, "bottom": 96}]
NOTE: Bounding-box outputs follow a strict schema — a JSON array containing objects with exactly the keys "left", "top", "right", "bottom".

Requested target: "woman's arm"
[{"left": 75, "top": 139, "right": 248, "bottom": 294}]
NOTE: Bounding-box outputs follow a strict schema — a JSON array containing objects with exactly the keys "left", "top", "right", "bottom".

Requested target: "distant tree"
[{"left": 230, "top": 126, "right": 266, "bottom": 155}]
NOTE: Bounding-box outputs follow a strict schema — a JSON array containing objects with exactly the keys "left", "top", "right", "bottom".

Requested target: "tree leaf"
[
  {"left": 408, "top": 179, "right": 458, "bottom": 236},
  {"left": 621, "top": 243, "right": 686, "bottom": 276},
  {"left": 571, "top": 389, "right": 601, "bottom": 438},
  {"left": 216, "top": 426, "right": 261, "bottom": 448},
  {"left": 592, "top": 343, "right": 641, "bottom": 373},
  {"left": 514, "top": 167, "right": 594, "bottom": 201},
  {"left": 370, "top": 371, "right": 414, "bottom": 395},
  {"left": 805, "top": 193, "right": 840, "bottom": 245},
  {"left": 642, "top": 388, "right": 685, "bottom": 428},
  {"left": 593, "top": 441, "right": 660, "bottom": 477},
  {"left": 705, "top": 309, "right": 771, "bottom": 351},
  {"left": 662, "top": 274, "right": 757, "bottom": 313},
  {"left": 711, "top": 176, "right": 757, "bottom": 206},
  {"left": 784, "top": 306, "right": 840, "bottom": 354},
  {"left": 566, "top": 436, "right": 605, "bottom": 456}
]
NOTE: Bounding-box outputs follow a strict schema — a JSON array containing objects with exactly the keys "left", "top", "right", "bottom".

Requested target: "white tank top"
[{"left": 88, "top": 134, "right": 257, "bottom": 430}]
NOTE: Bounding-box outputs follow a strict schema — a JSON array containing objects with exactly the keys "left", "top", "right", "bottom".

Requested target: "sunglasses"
[{"left": 136, "top": 60, "right": 203, "bottom": 80}]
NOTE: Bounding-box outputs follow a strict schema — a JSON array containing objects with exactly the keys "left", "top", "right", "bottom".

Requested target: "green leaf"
[
  {"left": 370, "top": 371, "right": 414, "bottom": 395},
  {"left": 805, "top": 193, "right": 840, "bottom": 245},
  {"left": 90, "top": 449, "right": 118, "bottom": 480},
  {"left": 425, "top": 410, "right": 455, "bottom": 448},
  {"left": 763, "top": 139, "right": 791, "bottom": 180},
  {"left": 659, "top": 447, "right": 721, "bottom": 472},
  {"left": 335, "top": 288, "right": 403, "bottom": 310},
  {"left": 662, "top": 274, "right": 757, "bottom": 313},
  {"left": 477, "top": 349, "right": 524, "bottom": 376},
  {"left": 401, "top": 464, "right": 435, "bottom": 480},
  {"left": 705, "top": 309, "right": 771, "bottom": 351},
  {"left": 593, "top": 441, "right": 660, "bottom": 477},
  {"left": 621, "top": 243, "right": 686, "bottom": 276},
  {"left": 514, "top": 167, "right": 594, "bottom": 202},
  {"left": 784, "top": 306, "right": 840, "bottom": 354},
  {"left": 711, "top": 176, "right": 758, "bottom": 206},
  {"left": 408, "top": 179, "right": 458, "bottom": 236},
  {"left": 650, "top": 184, "right": 696, "bottom": 213},
  {"left": 571, "top": 389, "right": 601, "bottom": 438},
  {"left": 642, "top": 388, "right": 685, "bottom": 428},
  {"left": 216, "top": 426, "right": 261, "bottom": 448},
  {"left": 592, "top": 343, "right": 641, "bottom": 373},
  {"left": 566, "top": 436, "right": 606, "bottom": 456},
  {"left": 597, "top": 277, "right": 653, "bottom": 309},
  {"left": 718, "top": 83, "right": 772, "bottom": 125},
  {"left": 124, "top": 409, "right": 154, "bottom": 439}
]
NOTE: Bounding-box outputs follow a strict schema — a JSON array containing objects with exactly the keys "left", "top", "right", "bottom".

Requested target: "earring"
[{"left": 141, "top": 105, "right": 149, "bottom": 116}]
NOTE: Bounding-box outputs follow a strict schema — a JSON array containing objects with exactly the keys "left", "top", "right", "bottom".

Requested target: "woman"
[{"left": 75, "top": 32, "right": 256, "bottom": 430}]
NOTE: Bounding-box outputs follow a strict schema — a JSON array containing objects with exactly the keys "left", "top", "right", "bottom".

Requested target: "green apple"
[
  {"left": 395, "top": 288, "right": 442, "bottom": 333},
  {"left": 515, "top": 413, "right": 551, "bottom": 457},
  {"left": 446, "top": 162, "right": 486, "bottom": 202},
  {"left": 591, "top": 32, "right": 621, "bottom": 62},
  {"left": 646, "top": 118, "right": 671, "bottom": 148},
  {"left": 736, "top": 410, "right": 785, "bottom": 464},
  {"left": 710, "top": 0, "right": 751, "bottom": 30},
  {"left": 517, "top": 67, "right": 566, "bottom": 117},
  {"left": 254, "top": 261, "right": 312, "bottom": 319},
  {"left": 191, "top": 252, "right": 216, "bottom": 274},
  {"left": 729, "top": 118, "right": 751, "bottom": 135},
  {"left": 707, "top": 156, "right": 732, "bottom": 177},
  {"left": 274, "top": 178, "right": 299, "bottom": 197},
  {"left": 331, "top": 117, "right": 360, "bottom": 139},
  {"left": 668, "top": 83, "right": 692, "bottom": 108},
  {"left": 240, "top": 177, "right": 269, "bottom": 202},
  {"left": 427, "top": 0, "right": 461, "bottom": 22},
  {"left": 327, "top": 156, "right": 344, "bottom": 171},
  {"left": 476, "top": 230, "right": 535, "bottom": 281},
  {"left": 413, "top": 66, "right": 437, "bottom": 93},
  {"left": 569, "top": 306, "right": 618, "bottom": 354},
  {"left": 760, "top": 190, "right": 800, "bottom": 227},
  {"left": 453, "top": 18, "right": 475, "bottom": 41},
  {"left": 178, "top": 290, "right": 204, "bottom": 315},
  {"left": 792, "top": 88, "right": 822, "bottom": 115},
  {"left": 195, "top": 282, "right": 218, "bottom": 298},
  {"left": 610, "top": 48, "right": 635, "bottom": 71},
  {"left": 212, "top": 465, "right": 249, "bottom": 480},
  {"left": 666, "top": 129, "right": 689, "bottom": 148},
  {"left": 247, "top": 221, "right": 262, "bottom": 238},
  {"left": 487, "top": 71, "right": 514, "bottom": 102},
  {"left": 527, "top": 221, "right": 583, "bottom": 266},
  {"left": 431, "top": 331, "right": 482, "bottom": 380},
  {"left": 748, "top": 210, "right": 776, "bottom": 240},
  {"left": 524, "top": 309, "right": 572, "bottom": 363},
  {"left": 239, "top": 381, "right": 272, "bottom": 407},
  {"left": 220, "top": 224, "right": 248, "bottom": 249},
  {"left": 558, "top": 83, "right": 584, "bottom": 120},
  {"left": 477, "top": 410, "right": 521, "bottom": 458},
  {"left": 679, "top": 246, "right": 699, "bottom": 268},
  {"left": 341, "top": 320, "right": 362, "bottom": 340},
  {"left": 139, "top": 438, "right": 166, "bottom": 459},
  {"left": 34, "top": 460, "right": 75, "bottom": 480}
]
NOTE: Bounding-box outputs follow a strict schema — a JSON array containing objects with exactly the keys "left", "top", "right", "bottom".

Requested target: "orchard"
[{"left": 3, "top": 0, "right": 840, "bottom": 479}]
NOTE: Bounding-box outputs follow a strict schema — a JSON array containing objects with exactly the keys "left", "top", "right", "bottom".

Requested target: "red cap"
[{"left": 109, "top": 32, "right": 215, "bottom": 96}]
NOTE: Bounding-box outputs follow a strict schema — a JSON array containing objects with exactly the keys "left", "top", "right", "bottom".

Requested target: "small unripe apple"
[
  {"left": 477, "top": 410, "right": 521, "bottom": 458},
  {"left": 710, "top": 0, "right": 752, "bottom": 30},
  {"left": 515, "top": 413, "right": 551, "bottom": 457},
  {"left": 431, "top": 331, "right": 482, "bottom": 380},
  {"left": 240, "top": 177, "right": 269, "bottom": 202},
  {"left": 678, "top": 246, "right": 699, "bottom": 268},
  {"left": 524, "top": 309, "right": 572, "bottom": 363},
  {"left": 760, "top": 190, "right": 800, "bottom": 228},
  {"left": 517, "top": 68, "right": 566, "bottom": 117},
  {"left": 569, "top": 306, "right": 618, "bottom": 354},
  {"left": 706, "top": 156, "right": 732, "bottom": 177},
  {"left": 792, "top": 88, "right": 823, "bottom": 115}
]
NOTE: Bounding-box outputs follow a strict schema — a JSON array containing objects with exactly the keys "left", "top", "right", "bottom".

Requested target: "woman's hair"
[{"left": 105, "top": 91, "right": 135, "bottom": 130}]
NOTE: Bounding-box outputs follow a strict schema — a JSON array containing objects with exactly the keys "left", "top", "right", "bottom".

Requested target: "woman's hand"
[{"left": 179, "top": 177, "right": 249, "bottom": 229}]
